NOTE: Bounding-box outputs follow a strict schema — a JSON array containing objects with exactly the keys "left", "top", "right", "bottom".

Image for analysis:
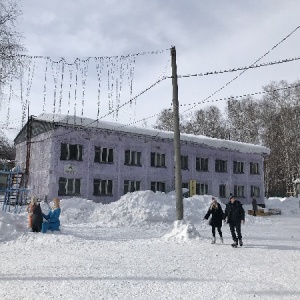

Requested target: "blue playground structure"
[{"left": 0, "top": 164, "right": 31, "bottom": 213}]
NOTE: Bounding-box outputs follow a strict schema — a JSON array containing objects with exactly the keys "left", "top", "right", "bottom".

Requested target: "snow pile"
[
  {"left": 1, "top": 193, "right": 299, "bottom": 242},
  {"left": 59, "top": 198, "right": 98, "bottom": 224},
  {"left": 163, "top": 220, "right": 201, "bottom": 241},
  {"left": 0, "top": 210, "right": 28, "bottom": 242},
  {"left": 265, "top": 197, "right": 300, "bottom": 215},
  {"left": 61, "top": 191, "right": 215, "bottom": 227}
]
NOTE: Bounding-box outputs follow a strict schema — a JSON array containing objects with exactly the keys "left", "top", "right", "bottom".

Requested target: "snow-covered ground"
[{"left": 1, "top": 192, "right": 300, "bottom": 300}]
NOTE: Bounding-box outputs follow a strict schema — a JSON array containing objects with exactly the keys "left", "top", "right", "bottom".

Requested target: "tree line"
[{"left": 154, "top": 80, "right": 300, "bottom": 197}]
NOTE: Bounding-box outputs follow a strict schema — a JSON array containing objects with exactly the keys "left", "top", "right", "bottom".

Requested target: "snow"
[
  {"left": 1, "top": 192, "right": 300, "bottom": 300},
  {"left": 35, "top": 113, "right": 270, "bottom": 155}
]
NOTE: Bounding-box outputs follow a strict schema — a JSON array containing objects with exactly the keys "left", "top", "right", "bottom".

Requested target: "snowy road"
[{"left": 1, "top": 213, "right": 300, "bottom": 300}]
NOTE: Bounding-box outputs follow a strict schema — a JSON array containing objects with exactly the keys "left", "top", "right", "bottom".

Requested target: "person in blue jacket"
[{"left": 42, "top": 197, "right": 61, "bottom": 233}]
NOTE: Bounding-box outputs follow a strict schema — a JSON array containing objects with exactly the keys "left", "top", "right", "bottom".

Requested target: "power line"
[
  {"left": 117, "top": 82, "right": 300, "bottom": 129},
  {"left": 180, "top": 83, "right": 300, "bottom": 107},
  {"left": 182, "top": 25, "right": 300, "bottom": 114},
  {"left": 174, "top": 56, "right": 300, "bottom": 79},
  {"left": 27, "top": 81, "right": 300, "bottom": 145}
]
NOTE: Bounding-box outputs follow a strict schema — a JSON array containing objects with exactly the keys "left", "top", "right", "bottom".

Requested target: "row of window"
[
  {"left": 60, "top": 143, "right": 260, "bottom": 174},
  {"left": 58, "top": 177, "right": 260, "bottom": 198}
]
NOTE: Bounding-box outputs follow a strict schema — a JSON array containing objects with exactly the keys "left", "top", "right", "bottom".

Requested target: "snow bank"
[{"left": 1, "top": 193, "right": 299, "bottom": 243}]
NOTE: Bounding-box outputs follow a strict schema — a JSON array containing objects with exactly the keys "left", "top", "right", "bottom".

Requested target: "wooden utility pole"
[
  {"left": 24, "top": 114, "right": 33, "bottom": 188},
  {"left": 171, "top": 46, "right": 183, "bottom": 220}
]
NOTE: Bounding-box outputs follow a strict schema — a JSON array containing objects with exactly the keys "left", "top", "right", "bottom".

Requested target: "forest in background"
[{"left": 154, "top": 80, "right": 300, "bottom": 197}]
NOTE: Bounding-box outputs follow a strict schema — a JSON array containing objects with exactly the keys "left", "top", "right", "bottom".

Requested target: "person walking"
[
  {"left": 224, "top": 194, "right": 245, "bottom": 247},
  {"left": 252, "top": 197, "right": 258, "bottom": 216},
  {"left": 204, "top": 197, "right": 224, "bottom": 244}
]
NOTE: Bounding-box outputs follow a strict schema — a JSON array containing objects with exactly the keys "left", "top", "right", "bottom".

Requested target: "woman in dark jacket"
[
  {"left": 204, "top": 197, "right": 224, "bottom": 244},
  {"left": 27, "top": 197, "right": 43, "bottom": 232}
]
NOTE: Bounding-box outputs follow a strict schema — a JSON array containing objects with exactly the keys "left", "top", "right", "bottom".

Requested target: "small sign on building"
[
  {"left": 189, "top": 179, "right": 197, "bottom": 197},
  {"left": 64, "top": 164, "right": 77, "bottom": 174}
]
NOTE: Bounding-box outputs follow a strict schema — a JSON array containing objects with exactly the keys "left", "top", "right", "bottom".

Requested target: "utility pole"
[
  {"left": 171, "top": 46, "right": 183, "bottom": 220},
  {"left": 24, "top": 114, "right": 33, "bottom": 188}
]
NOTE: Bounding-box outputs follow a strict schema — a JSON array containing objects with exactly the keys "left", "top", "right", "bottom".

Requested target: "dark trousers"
[
  {"left": 212, "top": 225, "right": 222, "bottom": 237},
  {"left": 229, "top": 222, "right": 242, "bottom": 241}
]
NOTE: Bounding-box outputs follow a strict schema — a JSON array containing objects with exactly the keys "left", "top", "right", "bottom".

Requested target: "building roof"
[{"left": 32, "top": 113, "right": 270, "bottom": 155}]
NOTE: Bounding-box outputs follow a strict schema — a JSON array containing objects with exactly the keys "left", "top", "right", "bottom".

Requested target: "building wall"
[
  {"left": 15, "top": 125, "right": 266, "bottom": 205},
  {"left": 15, "top": 131, "right": 53, "bottom": 200}
]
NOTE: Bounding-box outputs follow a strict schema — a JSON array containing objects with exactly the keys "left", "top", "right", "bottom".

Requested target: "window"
[
  {"left": 93, "top": 179, "right": 113, "bottom": 196},
  {"left": 125, "top": 150, "right": 142, "bottom": 166},
  {"left": 181, "top": 155, "right": 189, "bottom": 170},
  {"left": 182, "top": 182, "right": 189, "bottom": 189},
  {"left": 251, "top": 185, "right": 260, "bottom": 197},
  {"left": 234, "top": 185, "right": 245, "bottom": 197},
  {"left": 151, "top": 152, "right": 166, "bottom": 167},
  {"left": 60, "top": 143, "right": 83, "bottom": 161},
  {"left": 233, "top": 161, "right": 244, "bottom": 174},
  {"left": 196, "top": 183, "right": 208, "bottom": 195},
  {"left": 196, "top": 157, "right": 208, "bottom": 171},
  {"left": 215, "top": 159, "right": 227, "bottom": 172},
  {"left": 94, "top": 147, "right": 113, "bottom": 163},
  {"left": 151, "top": 181, "right": 166, "bottom": 193},
  {"left": 219, "top": 184, "right": 226, "bottom": 198},
  {"left": 58, "top": 177, "right": 81, "bottom": 196},
  {"left": 124, "top": 180, "right": 141, "bottom": 194},
  {"left": 250, "top": 162, "right": 260, "bottom": 174}
]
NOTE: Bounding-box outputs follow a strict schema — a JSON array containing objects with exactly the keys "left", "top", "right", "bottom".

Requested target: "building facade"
[{"left": 14, "top": 114, "right": 270, "bottom": 205}]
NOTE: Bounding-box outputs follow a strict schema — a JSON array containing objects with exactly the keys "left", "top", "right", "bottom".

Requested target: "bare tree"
[
  {"left": 226, "top": 96, "right": 261, "bottom": 144},
  {"left": 0, "top": 131, "right": 15, "bottom": 161},
  {"left": 183, "top": 106, "right": 228, "bottom": 139},
  {"left": 0, "top": 0, "right": 25, "bottom": 88},
  {"left": 260, "top": 80, "right": 300, "bottom": 196},
  {"left": 154, "top": 108, "right": 177, "bottom": 131}
]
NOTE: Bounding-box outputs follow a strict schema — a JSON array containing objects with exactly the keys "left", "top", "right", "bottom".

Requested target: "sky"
[
  {"left": 1, "top": 192, "right": 300, "bottom": 299},
  {"left": 1, "top": 0, "right": 300, "bottom": 139}
]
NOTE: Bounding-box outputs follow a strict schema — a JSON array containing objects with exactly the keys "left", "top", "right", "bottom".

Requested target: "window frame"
[
  {"left": 124, "top": 150, "right": 142, "bottom": 166},
  {"left": 234, "top": 185, "right": 245, "bottom": 198},
  {"left": 196, "top": 157, "right": 209, "bottom": 172},
  {"left": 150, "top": 181, "right": 166, "bottom": 193},
  {"left": 181, "top": 155, "right": 189, "bottom": 170},
  {"left": 124, "top": 180, "right": 141, "bottom": 194},
  {"left": 60, "top": 143, "right": 83, "bottom": 161},
  {"left": 150, "top": 152, "right": 166, "bottom": 168},
  {"left": 215, "top": 159, "right": 227, "bottom": 173},
  {"left": 196, "top": 183, "right": 209, "bottom": 195},
  {"left": 219, "top": 184, "right": 226, "bottom": 198},
  {"left": 93, "top": 179, "right": 113, "bottom": 196},
  {"left": 251, "top": 185, "right": 260, "bottom": 197},
  {"left": 233, "top": 161, "right": 244, "bottom": 174},
  {"left": 94, "top": 146, "right": 114, "bottom": 163},
  {"left": 58, "top": 177, "right": 81, "bottom": 196},
  {"left": 250, "top": 162, "right": 260, "bottom": 175}
]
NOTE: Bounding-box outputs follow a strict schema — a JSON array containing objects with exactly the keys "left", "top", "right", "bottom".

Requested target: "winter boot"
[
  {"left": 231, "top": 240, "right": 238, "bottom": 248},
  {"left": 220, "top": 236, "right": 224, "bottom": 243},
  {"left": 211, "top": 237, "right": 216, "bottom": 244},
  {"left": 239, "top": 239, "right": 243, "bottom": 247}
]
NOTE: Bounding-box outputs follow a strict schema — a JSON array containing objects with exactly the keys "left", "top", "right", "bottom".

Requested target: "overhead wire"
[
  {"left": 116, "top": 82, "right": 300, "bottom": 129},
  {"left": 181, "top": 25, "right": 300, "bottom": 114},
  {"left": 173, "top": 56, "right": 300, "bottom": 79},
  {"left": 11, "top": 25, "right": 300, "bottom": 142},
  {"left": 27, "top": 81, "right": 300, "bottom": 143}
]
